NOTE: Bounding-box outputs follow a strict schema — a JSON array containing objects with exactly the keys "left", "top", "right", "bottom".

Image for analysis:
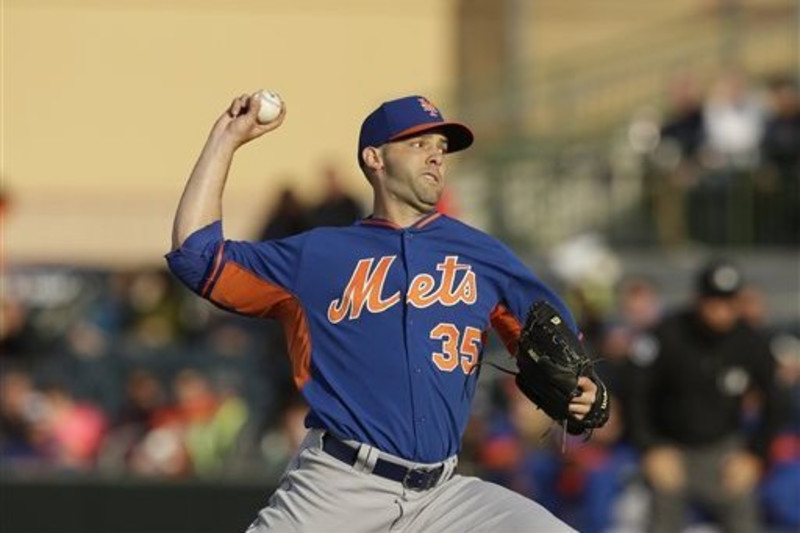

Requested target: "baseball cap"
[
  {"left": 696, "top": 260, "right": 744, "bottom": 298},
  {"left": 358, "top": 95, "right": 474, "bottom": 166}
]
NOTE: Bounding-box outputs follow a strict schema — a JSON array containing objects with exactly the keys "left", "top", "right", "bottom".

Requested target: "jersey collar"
[{"left": 359, "top": 211, "right": 442, "bottom": 231}]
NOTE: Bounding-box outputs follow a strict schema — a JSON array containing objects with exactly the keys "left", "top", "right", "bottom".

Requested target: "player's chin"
[{"left": 415, "top": 189, "right": 442, "bottom": 208}]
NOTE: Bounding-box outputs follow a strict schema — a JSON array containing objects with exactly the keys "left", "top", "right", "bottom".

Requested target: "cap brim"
[
  {"left": 389, "top": 121, "right": 474, "bottom": 153},
  {"left": 698, "top": 289, "right": 740, "bottom": 299}
]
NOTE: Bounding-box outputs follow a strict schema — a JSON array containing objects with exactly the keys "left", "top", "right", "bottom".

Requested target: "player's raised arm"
[{"left": 171, "top": 92, "right": 286, "bottom": 250}]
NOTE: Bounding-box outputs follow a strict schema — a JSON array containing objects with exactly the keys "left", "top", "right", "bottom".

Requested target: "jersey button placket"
[{"left": 401, "top": 230, "right": 423, "bottom": 450}]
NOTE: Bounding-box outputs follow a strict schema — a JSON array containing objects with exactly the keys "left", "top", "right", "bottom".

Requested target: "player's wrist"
[{"left": 205, "top": 129, "right": 241, "bottom": 157}]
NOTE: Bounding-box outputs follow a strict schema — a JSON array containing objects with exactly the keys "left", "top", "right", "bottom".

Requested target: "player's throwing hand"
[{"left": 211, "top": 93, "right": 286, "bottom": 149}]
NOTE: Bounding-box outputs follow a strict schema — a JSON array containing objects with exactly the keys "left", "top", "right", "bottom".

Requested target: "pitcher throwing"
[{"left": 166, "top": 91, "right": 609, "bottom": 532}]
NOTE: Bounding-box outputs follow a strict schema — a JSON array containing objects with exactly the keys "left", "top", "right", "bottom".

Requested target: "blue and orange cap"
[{"left": 358, "top": 95, "right": 474, "bottom": 166}]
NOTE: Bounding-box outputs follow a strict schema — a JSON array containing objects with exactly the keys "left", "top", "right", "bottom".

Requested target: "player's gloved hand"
[
  {"left": 514, "top": 300, "right": 610, "bottom": 438},
  {"left": 568, "top": 376, "right": 598, "bottom": 420}
]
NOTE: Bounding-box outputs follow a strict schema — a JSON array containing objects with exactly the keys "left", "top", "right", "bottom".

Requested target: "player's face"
[{"left": 380, "top": 132, "right": 448, "bottom": 213}]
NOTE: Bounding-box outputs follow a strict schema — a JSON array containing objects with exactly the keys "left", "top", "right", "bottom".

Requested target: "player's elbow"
[{"left": 164, "top": 220, "right": 225, "bottom": 294}]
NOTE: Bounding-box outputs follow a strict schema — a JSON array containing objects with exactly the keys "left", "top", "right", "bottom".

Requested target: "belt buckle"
[{"left": 402, "top": 466, "right": 441, "bottom": 491}]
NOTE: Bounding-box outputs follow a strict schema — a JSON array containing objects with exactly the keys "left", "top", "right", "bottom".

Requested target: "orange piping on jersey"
[
  {"left": 490, "top": 303, "right": 522, "bottom": 355},
  {"left": 201, "top": 243, "right": 226, "bottom": 298},
  {"left": 414, "top": 212, "right": 441, "bottom": 229},
  {"left": 210, "top": 262, "right": 312, "bottom": 389}
]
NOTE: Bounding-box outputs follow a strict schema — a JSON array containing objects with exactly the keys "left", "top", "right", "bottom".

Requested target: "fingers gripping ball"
[
  {"left": 254, "top": 90, "right": 283, "bottom": 124},
  {"left": 515, "top": 300, "right": 610, "bottom": 437}
]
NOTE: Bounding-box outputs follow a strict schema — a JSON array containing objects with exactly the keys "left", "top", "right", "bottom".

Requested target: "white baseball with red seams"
[{"left": 254, "top": 90, "right": 282, "bottom": 124}]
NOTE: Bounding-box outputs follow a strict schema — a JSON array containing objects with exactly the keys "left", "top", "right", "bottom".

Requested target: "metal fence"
[{"left": 451, "top": 11, "right": 799, "bottom": 253}]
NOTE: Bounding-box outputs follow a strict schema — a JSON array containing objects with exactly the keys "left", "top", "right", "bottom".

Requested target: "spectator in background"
[
  {"left": 661, "top": 74, "right": 706, "bottom": 164},
  {"left": 259, "top": 392, "right": 309, "bottom": 480},
  {"left": 703, "top": 70, "right": 765, "bottom": 170},
  {"left": 760, "top": 78, "right": 800, "bottom": 244},
  {"left": 618, "top": 276, "right": 662, "bottom": 333},
  {"left": 650, "top": 74, "right": 705, "bottom": 247},
  {"left": 98, "top": 369, "right": 167, "bottom": 472},
  {"left": 127, "top": 369, "right": 219, "bottom": 478},
  {"left": 181, "top": 371, "right": 249, "bottom": 477},
  {"left": 306, "top": 165, "right": 364, "bottom": 229},
  {"left": 760, "top": 331, "right": 800, "bottom": 530},
  {"left": 0, "top": 296, "right": 39, "bottom": 360},
  {"left": 120, "top": 269, "right": 183, "bottom": 350},
  {"left": 126, "top": 369, "right": 249, "bottom": 479},
  {"left": 735, "top": 284, "right": 768, "bottom": 330},
  {"left": 42, "top": 384, "right": 108, "bottom": 470},
  {"left": 168, "top": 370, "right": 221, "bottom": 473},
  {"left": 628, "top": 260, "right": 783, "bottom": 532},
  {"left": 761, "top": 78, "right": 800, "bottom": 173},
  {"left": 564, "top": 283, "right": 608, "bottom": 356},
  {"left": 120, "top": 369, "right": 168, "bottom": 429},
  {"left": 693, "top": 71, "right": 766, "bottom": 244},
  {"left": 257, "top": 186, "right": 309, "bottom": 241},
  {"left": 0, "top": 369, "right": 48, "bottom": 464},
  {"left": 597, "top": 276, "right": 663, "bottom": 424},
  {"left": 732, "top": 283, "right": 800, "bottom": 530}
]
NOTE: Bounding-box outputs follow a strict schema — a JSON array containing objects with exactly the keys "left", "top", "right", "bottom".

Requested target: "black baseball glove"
[{"left": 515, "top": 300, "right": 610, "bottom": 437}]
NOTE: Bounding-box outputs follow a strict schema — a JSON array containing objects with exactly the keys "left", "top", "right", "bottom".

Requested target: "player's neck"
[{"left": 372, "top": 198, "right": 436, "bottom": 228}]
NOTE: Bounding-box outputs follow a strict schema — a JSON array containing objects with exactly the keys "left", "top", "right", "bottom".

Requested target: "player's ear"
[{"left": 362, "top": 147, "right": 383, "bottom": 172}]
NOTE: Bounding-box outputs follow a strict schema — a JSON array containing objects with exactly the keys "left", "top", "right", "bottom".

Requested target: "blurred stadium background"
[{"left": 1, "top": 0, "right": 798, "bottom": 532}]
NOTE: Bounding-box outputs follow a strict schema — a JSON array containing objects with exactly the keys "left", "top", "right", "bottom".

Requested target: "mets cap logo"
[{"left": 418, "top": 97, "right": 441, "bottom": 118}]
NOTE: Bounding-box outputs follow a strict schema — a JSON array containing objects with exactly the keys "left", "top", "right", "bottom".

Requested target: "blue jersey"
[{"left": 166, "top": 212, "right": 576, "bottom": 463}]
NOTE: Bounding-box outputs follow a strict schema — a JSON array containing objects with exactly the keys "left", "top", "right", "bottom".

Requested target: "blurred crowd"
[
  {"left": 0, "top": 166, "right": 366, "bottom": 482},
  {"left": 462, "top": 266, "right": 800, "bottom": 532},
  {"left": 3, "top": 255, "right": 798, "bottom": 530},
  {"left": 2, "top": 78, "right": 799, "bottom": 531},
  {"left": 634, "top": 70, "right": 799, "bottom": 247}
]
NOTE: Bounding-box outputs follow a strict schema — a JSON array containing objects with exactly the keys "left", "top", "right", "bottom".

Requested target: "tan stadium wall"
[{"left": 1, "top": 0, "right": 457, "bottom": 266}]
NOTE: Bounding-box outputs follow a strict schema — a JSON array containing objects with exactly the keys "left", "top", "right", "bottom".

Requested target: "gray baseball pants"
[{"left": 245, "top": 429, "right": 574, "bottom": 533}]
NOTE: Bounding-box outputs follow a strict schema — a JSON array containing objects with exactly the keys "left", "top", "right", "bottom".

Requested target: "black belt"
[{"left": 321, "top": 433, "right": 446, "bottom": 491}]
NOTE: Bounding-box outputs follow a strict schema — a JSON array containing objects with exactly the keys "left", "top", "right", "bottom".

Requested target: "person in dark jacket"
[{"left": 628, "top": 260, "right": 782, "bottom": 533}]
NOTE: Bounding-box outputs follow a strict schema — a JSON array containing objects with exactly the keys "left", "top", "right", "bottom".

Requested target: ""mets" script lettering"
[{"left": 327, "top": 255, "right": 477, "bottom": 324}]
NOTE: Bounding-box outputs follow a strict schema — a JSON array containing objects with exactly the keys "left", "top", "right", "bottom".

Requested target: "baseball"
[{"left": 254, "top": 89, "right": 283, "bottom": 124}]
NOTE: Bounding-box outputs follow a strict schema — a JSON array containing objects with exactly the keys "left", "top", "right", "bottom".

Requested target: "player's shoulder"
[
  {"left": 251, "top": 225, "right": 362, "bottom": 250},
  {"left": 298, "top": 224, "right": 365, "bottom": 240},
  {"left": 437, "top": 216, "right": 515, "bottom": 254}
]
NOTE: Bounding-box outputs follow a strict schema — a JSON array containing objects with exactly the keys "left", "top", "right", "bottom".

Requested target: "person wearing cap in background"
[
  {"left": 626, "top": 260, "right": 783, "bottom": 533},
  {"left": 166, "top": 93, "right": 601, "bottom": 531}
]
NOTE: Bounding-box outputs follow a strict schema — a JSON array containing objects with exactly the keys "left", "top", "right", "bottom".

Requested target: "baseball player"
[{"left": 167, "top": 92, "right": 606, "bottom": 532}]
